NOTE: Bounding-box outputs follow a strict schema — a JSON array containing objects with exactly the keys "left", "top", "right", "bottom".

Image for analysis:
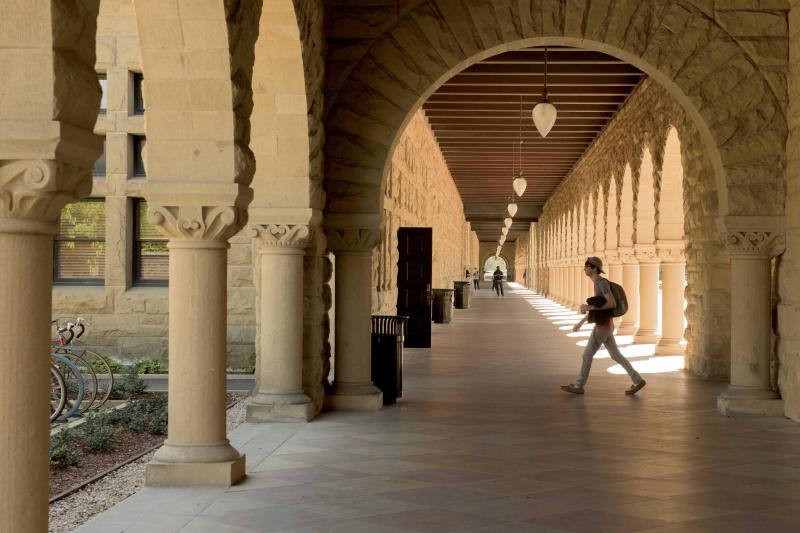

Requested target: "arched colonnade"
[
  {"left": 537, "top": 128, "right": 687, "bottom": 356},
  {"left": 0, "top": 1, "right": 792, "bottom": 530}
]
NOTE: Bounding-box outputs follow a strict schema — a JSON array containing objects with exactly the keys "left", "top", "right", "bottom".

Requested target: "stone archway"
[{"left": 323, "top": 2, "right": 787, "bottom": 224}]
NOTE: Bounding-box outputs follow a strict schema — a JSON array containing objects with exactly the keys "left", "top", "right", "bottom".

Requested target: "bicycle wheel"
[
  {"left": 79, "top": 349, "right": 114, "bottom": 409},
  {"left": 59, "top": 351, "right": 98, "bottom": 413},
  {"left": 51, "top": 354, "right": 85, "bottom": 420},
  {"left": 50, "top": 365, "right": 67, "bottom": 423}
]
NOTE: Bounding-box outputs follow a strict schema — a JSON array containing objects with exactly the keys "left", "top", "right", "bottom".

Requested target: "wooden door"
[{"left": 397, "top": 227, "right": 432, "bottom": 348}]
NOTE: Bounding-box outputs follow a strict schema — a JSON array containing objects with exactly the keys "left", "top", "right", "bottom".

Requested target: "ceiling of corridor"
[{"left": 423, "top": 46, "right": 645, "bottom": 242}]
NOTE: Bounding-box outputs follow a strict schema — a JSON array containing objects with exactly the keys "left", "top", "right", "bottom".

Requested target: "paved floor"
[{"left": 77, "top": 284, "right": 800, "bottom": 532}]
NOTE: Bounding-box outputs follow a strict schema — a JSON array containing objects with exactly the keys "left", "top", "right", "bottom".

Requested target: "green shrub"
[
  {"left": 135, "top": 359, "right": 167, "bottom": 374},
  {"left": 125, "top": 395, "right": 168, "bottom": 435},
  {"left": 50, "top": 429, "right": 81, "bottom": 467},
  {"left": 80, "top": 410, "right": 117, "bottom": 451},
  {"left": 114, "top": 366, "right": 147, "bottom": 399},
  {"left": 91, "top": 357, "right": 122, "bottom": 374}
]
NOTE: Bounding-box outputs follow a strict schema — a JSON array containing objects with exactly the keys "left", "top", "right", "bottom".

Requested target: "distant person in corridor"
[
  {"left": 492, "top": 266, "right": 504, "bottom": 296},
  {"left": 560, "top": 257, "right": 646, "bottom": 396},
  {"left": 472, "top": 267, "right": 480, "bottom": 291}
]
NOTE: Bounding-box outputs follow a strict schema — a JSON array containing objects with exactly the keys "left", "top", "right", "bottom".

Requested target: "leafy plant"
[
  {"left": 125, "top": 395, "right": 168, "bottom": 435},
  {"left": 80, "top": 410, "right": 117, "bottom": 451},
  {"left": 135, "top": 359, "right": 167, "bottom": 374},
  {"left": 114, "top": 366, "right": 147, "bottom": 400},
  {"left": 50, "top": 429, "right": 82, "bottom": 467},
  {"left": 91, "top": 357, "right": 122, "bottom": 374}
]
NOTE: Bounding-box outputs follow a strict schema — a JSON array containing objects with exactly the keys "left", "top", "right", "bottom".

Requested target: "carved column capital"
[
  {"left": 723, "top": 231, "right": 785, "bottom": 258},
  {"left": 618, "top": 246, "right": 638, "bottom": 264},
  {"left": 248, "top": 223, "right": 309, "bottom": 252},
  {"left": 0, "top": 159, "right": 91, "bottom": 233},
  {"left": 634, "top": 243, "right": 659, "bottom": 263},
  {"left": 656, "top": 240, "right": 686, "bottom": 263},
  {"left": 147, "top": 204, "right": 246, "bottom": 242},
  {"left": 717, "top": 215, "right": 785, "bottom": 258},
  {"left": 324, "top": 226, "right": 382, "bottom": 254},
  {"left": 603, "top": 249, "right": 620, "bottom": 265}
]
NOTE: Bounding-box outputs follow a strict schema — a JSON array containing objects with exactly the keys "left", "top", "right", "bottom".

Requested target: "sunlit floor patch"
[{"left": 608, "top": 355, "right": 685, "bottom": 374}]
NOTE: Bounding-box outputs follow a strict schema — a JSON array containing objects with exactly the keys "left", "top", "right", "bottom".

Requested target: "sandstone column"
[
  {"left": 146, "top": 206, "right": 246, "bottom": 486},
  {"left": 634, "top": 245, "right": 660, "bottom": 343},
  {"left": 324, "top": 222, "right": 383, "bottom": 410},
  {"left": 617, "top": 248, "right": 639, "bottom": 335},
  {"left": 605, "top": 250, "right": 623, "bottom": 285},
  {"left": 246, "top": 224, "right": 314, "bottom": 422},
  {"left": 0, "top": 3, "right": 102, "bottom": 529},
  {"left": 718, "top": 221, "right": 784, "bottom": 416},
  {"left": 656, "top": 242, "right": 686, "bottom": 354}
]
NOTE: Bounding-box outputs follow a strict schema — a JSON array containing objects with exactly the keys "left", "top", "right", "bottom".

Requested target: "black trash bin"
[
  {"left": 371, "top": 315, "right": 408, "bottom": 405},
  {"left": 453, "top": 281, "right": 471, "bottom": 309},
  {"left": 432, "top": 289, "right": 454, "bottom": 324}
]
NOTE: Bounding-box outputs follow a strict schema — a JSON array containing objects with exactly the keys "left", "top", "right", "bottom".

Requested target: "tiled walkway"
[{"left": 77, "top": 284, "right": 800, "bottom": 532}]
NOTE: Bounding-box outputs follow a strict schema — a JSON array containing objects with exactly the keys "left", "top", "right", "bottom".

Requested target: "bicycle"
[{"left": 52, "top": 317, "right": 114, "bottom": 411}]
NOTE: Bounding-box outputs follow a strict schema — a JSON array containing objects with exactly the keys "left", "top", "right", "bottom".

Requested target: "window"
[
  {"left": 132, "top": 135, "right": 146, "bottom": 177},
  {"left": 133, "top": 73, "right": 145, "bottom": 115},
  {"left": 98, "top": 74, "right": 107, "bottom": 115},
  {"left": 53, "top": 200, "right": 106, "bottom": 284},
  {"left": 133, "top": 200, "right": 168, "bottom": 285},
  {"left": 93, "top": 137, "right": 106, "bottom": 177}
]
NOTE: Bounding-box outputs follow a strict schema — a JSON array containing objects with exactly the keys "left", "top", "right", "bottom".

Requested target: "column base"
[
  {"left": 324, "top": 382, "right": 383, "bottom": 411},
  {"left": 633, "top": 329, "right": 660, "bottom": 344},
  {"left": 246, "top": 392, "right": 315, "bottom": 422},
  {"left": 655, "top": 338, "right": 685, "bottom": 355},
  {"left": 616, "top": 324, "right": 637, "bottom": 335},
  {"left": 146, "top": 455, "right": 246, "bottom": 486},
  {"left": 718, "top": 395, "right": 784, "bottom": 417}
]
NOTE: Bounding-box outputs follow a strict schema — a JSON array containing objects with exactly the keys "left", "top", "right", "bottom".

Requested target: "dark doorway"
[{"left": 397, "top": 227, "right": 432, "bottom": 348}]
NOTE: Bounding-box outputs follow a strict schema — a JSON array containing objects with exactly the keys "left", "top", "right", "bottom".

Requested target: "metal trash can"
[
  {"left": 432, "top": 289, "right": 454, "bottom": 324},
  {"left": 453, "top": 281, "right": 471, "bottom": 309},
  {"left": 370, "top": 315, "right": 408, "bottom": 405}
]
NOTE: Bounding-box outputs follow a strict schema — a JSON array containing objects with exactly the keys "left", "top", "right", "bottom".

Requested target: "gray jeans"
[{"left": 575, "top": 327, "right": 642, "bottom": 387}]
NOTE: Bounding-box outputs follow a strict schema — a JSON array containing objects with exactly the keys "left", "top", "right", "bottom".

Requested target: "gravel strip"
[{"left": 49, "top": 396, "right": 249, "bottom": 533}]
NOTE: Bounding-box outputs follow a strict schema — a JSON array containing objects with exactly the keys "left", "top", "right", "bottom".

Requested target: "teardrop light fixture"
[
  {"left": 504, "top": 217, "right": 512, "bottom": 228},
  {"left": 507, "top": 202, "right": 518, "bottom": 217},
  {"left": 514, "top": 97, "right": 528, "bottom": 197},
  {"left": 532, "top": 47, "right": 557, "bottom": 137},
  {"left": 501, "top": 227, "right": 509, "bottom": 236}
]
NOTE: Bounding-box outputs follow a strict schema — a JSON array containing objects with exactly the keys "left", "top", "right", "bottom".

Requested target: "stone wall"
[
  {"left": 780, "top": 2, "right": 800, "bottom": 421},
  {"left": 48, "top": 0, "right": 254, "bottom": 369},
  {"left": 371, "top": 110, "right": 470, "bottom": 314},
  {"left": 537, "top": 79, "right": 730, "bottom": 379}
]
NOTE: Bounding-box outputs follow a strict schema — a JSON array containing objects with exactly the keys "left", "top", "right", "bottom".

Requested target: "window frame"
[
  {"left": 132, "top": 135, "right": 146, "bottom": 178},
  {"left": 92, "top": 136, "right": 106, "bottom": 178},
  {"left": 132, "top": 72, "right": 145, "bottom": 115},
  {"left": 53, "top": 198, "right": 106, "bottom": 286},
  {"left": 98, "top": 73, "right": 108, "bottom": 115},
  {"left": 133, "top": 199, "right": 168, "bottom": 287}
]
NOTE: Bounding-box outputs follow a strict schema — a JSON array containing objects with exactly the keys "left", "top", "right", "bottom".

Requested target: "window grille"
[
  {"left": 53, "top": 199, "right": 106, "bottom": 284},
  {"left": 133, "top": 199, "right": 168, "bottom": 286}
]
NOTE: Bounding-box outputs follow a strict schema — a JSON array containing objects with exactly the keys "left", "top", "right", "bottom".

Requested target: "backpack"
[{"left": 609, "top": 281, "right": 628, "bottom": 317}]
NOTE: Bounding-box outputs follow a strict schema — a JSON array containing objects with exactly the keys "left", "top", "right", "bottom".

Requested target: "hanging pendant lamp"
[
  {"left": 501, "top": 227, "right": 509, "bottom": 236},
  {"left": 507, "top": 202, "right": 518, "bottom": 217},
  {"left": 514, "top": 97, "right": 528, "bottom": 197},
  {"left": 532, "top": 47, "right": 557, "bottom": 137},
  {"left": 504, "top": 217, "right": 512, "bottom": 228}
]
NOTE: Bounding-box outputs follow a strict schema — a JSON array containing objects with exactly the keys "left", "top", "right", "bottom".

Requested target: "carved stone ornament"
[
  {"left": 147, "top": 204, "right": 244, "bottom": 241},
  {"left": 248, "top": 224, "right": 310, "bottom": 251},
  {"left": 618, "top": 247, "right": 638, "bottom": 264},
  {"left": 723, "top": 231, "right": 785, "bottom": 258},
  {"left": 634, "top": 244, "right": 659, "bottom": 263},
  {"left": 324, "top": 226, "right": 382, "bottom": 253},
  {"left": 656, "top": 240, "right": 686, "bottom": 263},
  {"left": 0, "top": 159, "right": 90, "bottom": 224}
]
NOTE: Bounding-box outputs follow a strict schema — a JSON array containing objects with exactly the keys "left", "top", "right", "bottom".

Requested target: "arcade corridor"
[{"left": 78, "top": 286, "right": 800, "bottom": 532}]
